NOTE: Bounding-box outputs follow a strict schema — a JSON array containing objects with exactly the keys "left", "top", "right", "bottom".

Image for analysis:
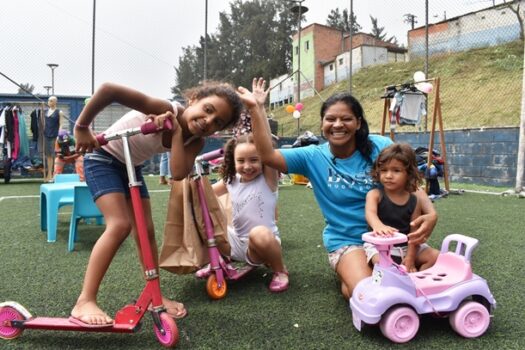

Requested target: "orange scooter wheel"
[{"left": 206, "top": 274, "right": 227, "bottom": 300}]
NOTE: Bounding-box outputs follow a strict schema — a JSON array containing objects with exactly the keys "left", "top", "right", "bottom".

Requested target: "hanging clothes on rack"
[{"left": 388, "top": 84, "right": 426, "bottom": 130}]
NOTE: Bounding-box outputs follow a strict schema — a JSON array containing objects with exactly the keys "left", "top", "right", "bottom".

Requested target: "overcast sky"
[{"left": 0, "top": 0, "right": 500, "bottom": 99}]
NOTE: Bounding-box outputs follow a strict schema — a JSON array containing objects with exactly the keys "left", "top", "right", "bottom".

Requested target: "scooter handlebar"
[
  {"left": 96, "top": 134, "right": 108, "bottom": 146},
  {"left": 141, "top": 118, "right": 173, "bottom": 135},
  {"left": 95, "top": 118, "right": 173, "bottom": 146},
  {"left": 198, "top": 148, "right": 224, "bottom": 162}
]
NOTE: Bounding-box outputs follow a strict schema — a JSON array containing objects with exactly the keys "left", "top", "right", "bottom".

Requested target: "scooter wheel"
[
  {"left": 449, "top": 301, "right": 490, "bottom": 338},
  {"left": 379, "top": 306, "right": 419, "bottom": 343},
  {"left": 154, "top": 312, "right": 179, "bottom": 348},
  {"left": 0, "top": 306, "right": 24, "bottom": 340},
  {"left": 206, "top": 274, "right": 227, "bottom": 300}
]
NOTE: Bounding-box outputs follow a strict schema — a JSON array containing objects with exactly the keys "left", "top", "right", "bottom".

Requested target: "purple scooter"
[{"left": 192, "top": 149, "right": 254, "bottom": 300}]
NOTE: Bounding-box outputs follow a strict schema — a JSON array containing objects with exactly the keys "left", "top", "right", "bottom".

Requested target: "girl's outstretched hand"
[
  {"left": 237, "top": 77, "right": 269, "bottom": 109},
  {"left": 252, "top": 77, "right": 269, "bottom": 107}
]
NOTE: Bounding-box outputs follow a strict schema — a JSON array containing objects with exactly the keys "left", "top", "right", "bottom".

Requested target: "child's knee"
[{"left": 249, "top": 226, "right": 275, "bottom": 247}]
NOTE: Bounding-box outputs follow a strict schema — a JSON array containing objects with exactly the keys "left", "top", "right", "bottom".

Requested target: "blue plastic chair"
[
  {"left": 40, "top": 181, "right": 84, "bottom": 242},
  {"left": 68, "top": 185, "right": 104, "bottom": 252},
  {"left": 54, "top": 174, "right": 81, "bottom": 183}
]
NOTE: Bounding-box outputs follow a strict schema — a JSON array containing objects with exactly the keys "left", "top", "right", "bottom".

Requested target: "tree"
[
  {"left": 502, "top": 0, "right": 524, "bottom": 41},
  {"left": 17, "top": 83, "right": 34, "bottom": 95},
  {"left": 172, "top": 46, "right": 200, "bottom": 95},
  {"left": 370, "top": 15, "right": 397, "bottom": 44},
  {"left": 326, "top": 7, "right": 361, "bottom": 33},
  {"left": 174, "top": 0, "right": 294, "bottom": 95}
]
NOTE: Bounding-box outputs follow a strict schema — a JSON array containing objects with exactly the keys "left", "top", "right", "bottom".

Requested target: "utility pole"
[
  {"left": 290, "top": 0, "right": 308, "bottom": 136},
  {"left": 349, "top": 0, "right": 353, "bottom": 94},
  {"left": 203, "top": 0, "right": 208, "bottom": 81},
  {"left": 403, "top": 13, "right": 418, "bottom": 29}
]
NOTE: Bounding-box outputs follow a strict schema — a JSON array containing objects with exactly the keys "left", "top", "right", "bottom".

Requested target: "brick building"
[{"left": 270, "top": 23, "right": 406, "bottom": 108}]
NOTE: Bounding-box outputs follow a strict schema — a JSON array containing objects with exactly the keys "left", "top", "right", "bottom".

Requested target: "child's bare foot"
[
  {"left": 162, "top": 296, "right": 187, "bottom": 319},
  {"left": 71, "top": 300, "right": 113, "bottom": 325}
]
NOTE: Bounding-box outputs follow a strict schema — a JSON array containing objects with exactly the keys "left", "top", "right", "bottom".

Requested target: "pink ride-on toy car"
[{"left": 350, "top": 232, "right": 496, "bottom": 343}]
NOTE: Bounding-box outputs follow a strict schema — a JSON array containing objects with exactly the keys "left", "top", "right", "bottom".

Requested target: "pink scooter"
[
  {"left": 350, "top": 232, "right": 496, "bottom": 343},
  {"left": 192, "top": 149, "right": 254, "bottom": 300},
  {"left": 0, "top": 120, "right": 179, "bottom": 347}
]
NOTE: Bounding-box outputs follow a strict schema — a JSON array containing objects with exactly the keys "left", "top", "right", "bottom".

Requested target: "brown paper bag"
[
  {"left": 159, "top": 179, "right": 208, "bottom": 274},
  {"left": 159, "top": 177, "right": 230, "bottom": 274}
]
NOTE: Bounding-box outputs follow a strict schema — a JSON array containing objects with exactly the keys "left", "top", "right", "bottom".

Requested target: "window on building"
[
  {"left": 339, "top": 58, "right": 343, "bottom": 65},
  {"left": 329, "top": 64, "right": 334, "bottom": 71},
  {"left": 305, "top": 40, "right": 309, "bottom": 50},
  {"left": 279, "top": 83, "right": 282, "bottom": 91},
  {"left": 295, "top": 46, "right": 299, "bottom": 55}
]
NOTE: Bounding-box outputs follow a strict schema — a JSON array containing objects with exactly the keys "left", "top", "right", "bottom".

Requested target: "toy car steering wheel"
[{"left": 362, "top": 231, "right": 407, "bottom": 246}]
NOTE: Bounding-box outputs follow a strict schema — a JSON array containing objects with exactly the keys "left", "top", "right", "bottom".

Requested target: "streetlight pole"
[
  {"left": 349, "top": 0, "right": 353, "bottom": 93},
  {"left": 47, "top": 63, "right": 59, "bottom": 95},
  {"left": 290, "top": 0, "right": 308, "bottom": 136},
  {"left": 204, "top": 0, "right": 208, "bottom": 81},
  {"left": 43, "top": 86, "right": 52, "bottom": 96}
]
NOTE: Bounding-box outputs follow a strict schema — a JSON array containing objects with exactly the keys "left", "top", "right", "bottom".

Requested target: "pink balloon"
[{"left": 295, "top": 102, "right": 304, "bottom": 112}]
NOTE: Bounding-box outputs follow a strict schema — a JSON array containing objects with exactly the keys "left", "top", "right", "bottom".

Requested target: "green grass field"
[{"left": 0, "top": 177, "right": 524, "bottom": 349}]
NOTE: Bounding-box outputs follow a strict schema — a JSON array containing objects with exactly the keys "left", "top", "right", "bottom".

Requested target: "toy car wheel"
[
  {"left": 379, "top": 306, "right": 419, "bottom": 343},
  {"left": 206, "top": 274, "right": 227, "bottom": 300},
  {"left": 154, "top": 312, "right": 179, "bottom": 347},
  {"left": 0, "top": 306, "right": 24, "bottom": 340},
  {"left": 449, "top": 301, "right": 490, "bottom": 338}
]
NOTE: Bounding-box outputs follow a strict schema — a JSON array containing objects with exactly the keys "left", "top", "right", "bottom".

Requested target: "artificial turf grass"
[{"left": 0, "top": 180, "right": 524, "bottom": 349}]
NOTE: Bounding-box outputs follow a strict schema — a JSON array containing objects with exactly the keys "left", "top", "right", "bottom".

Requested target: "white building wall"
[
  {"left": 269, "top": 73, "right": 295, "bottom": 107},
  {"left": 409, "top": 5, "right": 521, "bottom": 57}
]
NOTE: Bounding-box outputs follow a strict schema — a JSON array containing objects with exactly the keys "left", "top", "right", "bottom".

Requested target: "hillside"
[{"left": 270, "top": 40, "right": 523, "bottom": 137}]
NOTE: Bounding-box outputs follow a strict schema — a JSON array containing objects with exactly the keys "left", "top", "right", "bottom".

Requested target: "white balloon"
[
  {"left": 413, "top": 71, "right": 426, "bottom": 83},
  {"left": 292, "top": 110, "right": 301, "bottom": 119}
]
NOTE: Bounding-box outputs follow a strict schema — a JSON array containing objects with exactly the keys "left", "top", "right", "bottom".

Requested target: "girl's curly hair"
[
  {"left": 371, "top": 143, "right": 422, "bottom": 192},
  {"left": 183, "top": 80, "right": 243, "bottom": 129},
  {"left": 219, "top": 134, "right": 255, "bottom": 184}
]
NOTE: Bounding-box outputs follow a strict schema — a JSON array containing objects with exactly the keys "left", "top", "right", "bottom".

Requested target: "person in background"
[
  {"left": 158, "top": 151, "right": 172, "bottom": 185},
  {"left": 44, "top": 96, "right": 67, "bottom": 182},
  {"left": 53, "top": 129, "right": 84, "bottom": 181}
]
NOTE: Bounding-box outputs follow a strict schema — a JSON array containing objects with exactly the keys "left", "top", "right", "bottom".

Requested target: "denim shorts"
[{"left": 83, "top": 148, "right": 149, "bottom": 201}]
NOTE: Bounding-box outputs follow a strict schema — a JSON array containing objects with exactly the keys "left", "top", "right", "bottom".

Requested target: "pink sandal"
[{"left": 269, "top": 271, "right": 289, "bottom": 293}]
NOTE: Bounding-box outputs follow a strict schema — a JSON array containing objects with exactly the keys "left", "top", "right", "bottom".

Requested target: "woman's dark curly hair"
[
  {"left": 183, "top": 81, "right": 243, "bottom": 129},
  {"left": 320, "top": 92, "right": 373, "bottom": 163},
  {"left": 371, "top": 143, "right": 422, "bottom": 192},
  {"left": 220, "top": 134, "right": 255, "bottom": 184}
]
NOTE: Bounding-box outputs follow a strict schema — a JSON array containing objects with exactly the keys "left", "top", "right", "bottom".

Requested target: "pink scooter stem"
[{"left": 194, "top": 149, "right": 226, "bottom": 286}]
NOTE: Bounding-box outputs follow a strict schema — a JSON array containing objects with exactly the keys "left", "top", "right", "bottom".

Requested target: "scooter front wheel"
[
  {"left": 206, "top": 274, "right": 227, "bottom": 300},
  {"left": 154, "top": 312, "right": 179, "bottom": 348},
  {"left": 0, "top": 306, "right": 24, "bottom": 340}
]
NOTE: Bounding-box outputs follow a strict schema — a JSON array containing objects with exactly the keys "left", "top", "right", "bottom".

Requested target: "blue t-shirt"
[{"left": 281, "top": 135, "right": 393, "bottom": 252}]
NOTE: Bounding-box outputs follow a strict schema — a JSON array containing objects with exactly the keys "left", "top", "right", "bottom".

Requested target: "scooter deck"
[{"left": 20, "top": 317, "right": 137, "bottom": 333}]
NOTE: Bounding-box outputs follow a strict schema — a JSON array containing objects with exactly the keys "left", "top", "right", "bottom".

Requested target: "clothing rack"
[
  {"left": 380, "top": 77, "right": 449, "bottom": 193},
  {"left": 1, "top": 101, "right": 47, "bottom": 181}
]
